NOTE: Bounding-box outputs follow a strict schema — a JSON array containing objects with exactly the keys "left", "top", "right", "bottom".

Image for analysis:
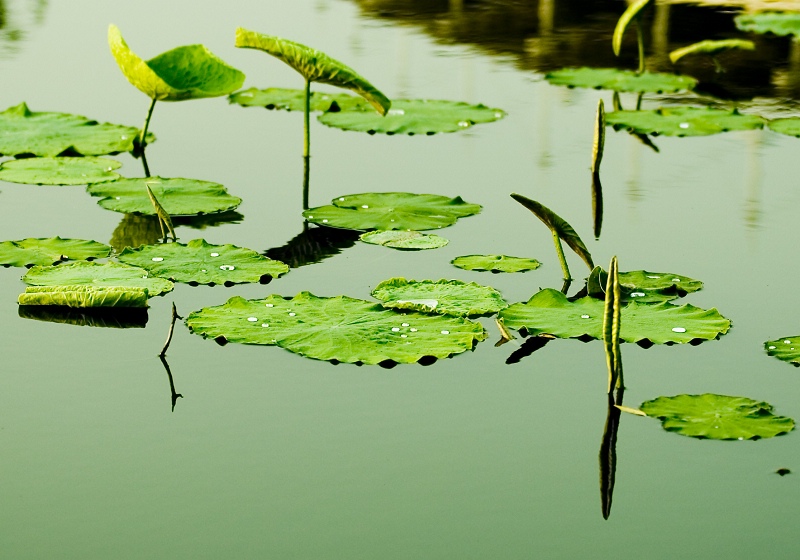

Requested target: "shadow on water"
[
  {"left": 265, "top": 223, "right": 360, "bottom": 268},
  {"left": 18, "top": 305, "right": 148, "bottom": 328}
]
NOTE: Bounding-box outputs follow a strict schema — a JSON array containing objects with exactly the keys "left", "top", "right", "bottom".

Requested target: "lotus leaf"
[
  {"left": 765, "top": 336, "right": 800, "bottom": 365},
  {"left": 360, "top": 230, "right": 448, "bottom": 250},
  {"left": 18, "top": 285, "right": 149, "bottom": 308},
  {"left": 0, "top": 157, "right": 121, "bottom": 185},
  {"left": 0, "top": 102, "right": 150, "bottom": 157},
  {"left": 234, "top": 29, "right": 389, "bottom": 115},
  {"left": 108, "top": 24, "right": 245, "bottom": 101},
  {"left": 767, "top": 118, "right": 800, "bottom": 137},
  {"left": 304, "top": 192, "right": 481, "bottom": 231},
  {"left": 86, "top": 176, "right": 242, "bottom": 216},
  {"left": 18, "top": 305, "right": 148, "bottom": 329},
  {"left": 23, "top": 261, "right": 173, "bottom": 296},
  {"left": 588, "top": 267, "right": 703, "bottom": 303},
  {"left": 229, "top": 87, "right": 364, "bottom": 112},
  {"left": 735, "top": 12, "right": 800, "bottom": 38},
  {"left": 0, "top": 237, "right": 111, "bottom": 267},
  {"left": 498, "top": 288, "right": 730, "bottom": 344},
  {"left": 186, "top": 292, "right": 487, "bottom": 365},
  {"left": 318, "top": 99, "right": 505, "bottom": 135},
  {"left": 607, "top": 107, "right": 764, "bottom": 137},
  {"left": 451, "top": 254, "right": 541, "bottom": 273},
  {"left": 371, "top": 278, "right": 508, "bottom": 317},
  {"left": 640, "top": 394, "right": 795, "bottom": 440},
  {"left": 669, "top": 39, "right": 755, "bottom": 64},
  {"left": 117, "top": 239, "right": 288, "bottom": 285},
  {"left": 545, "top": 68, "right": 697, "bottom": 93}
]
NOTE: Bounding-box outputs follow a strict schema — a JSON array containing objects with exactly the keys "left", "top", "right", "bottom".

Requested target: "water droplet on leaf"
[
  {"left": 672, "top": 327, "right": 686, "bottom": 333},
  {"left": 151, "top": 257, "right": 163, "bottom": 262}
]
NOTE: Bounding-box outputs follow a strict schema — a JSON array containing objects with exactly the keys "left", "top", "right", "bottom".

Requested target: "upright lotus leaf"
[
  {"left": 18, "top": 285, "right": 149, "bottom": 308},
  {"left": 359, "top": 230, "right": 449, "bottom": 250},
  {"left": 371, "top": 278, "right": 508, "bottom": 318},
  {"left": 318, "top": 99, "right": 506, "bottom": 135},
  {"left": 0, "top": 157, "right": 121, "bottom": 185},
  {"left": 607, "top": 107, "right": 764, "bottom": 137},
  {"left": 640, "top": 394, "right": 795, "bottom": 440},
  {"left": 498, "top": 288, "right": 731, "bottom": 345},
  {"left": 186, "top": 292, "right": 487, "bottom": 365},
  {"left": 588, "top": 267, "right": 703, "bottom": 303},
  {"left": 669, "top": 39, "right": 756, "bottom": 64},
  {"left": 18, "top": 305, "right": 148, "bottom": 329},
  {"left": 613, "top": 0, "right": 651, "bottom": 56},
  {"left": 767, "top": 118, "right": 800, "bottom": 137},
  {"left": 23, "top": 261, "right": 173, "bottom": 296},
  {"left": 451, "top": 255, "right": 541, "bottom": 273},
  {"left": 146, "top": 184, "right": 176, "bottom": 240},
  {"left": 545, "top": 68, "right": 697, "bottom": 93},
  {"left": 735, "top": 12, "right": 800, "bottom": 38},
  {"left": 117, "top": 239, "right": 289, "bottom": 285},
  {"left": 765, "top": 336, "right": 800, "bottom": 366},
  {"left": 87, "top": 177, "right": 242, "bottom": 216},
  {"left": 0, "top": 102, "right": 150, "bottom": 157},
  {"left": 0, "top": 237, "right": 111, "bottom": 267},
  {"left": 229, "top": 87, "right": 364, "bottom": 112}
]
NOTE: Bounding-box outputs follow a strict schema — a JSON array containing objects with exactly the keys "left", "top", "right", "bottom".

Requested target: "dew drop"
[
  {"left": 458, "top": 121, "right": 470, "bottom": 127},
  {"left": 647, "top": 275, "right": 660, "bottom": 279},
  {"left": 210, "top": 252, "right": 220, "bottom": 257},
  {"left": 738, "top": 437, "right": 744, "bottom": 441},
  {"left": 785, "top": 340, "right": 792, "bottom": 344},
  {"left": 581, "top": 314, "right": 590, "bottom": 319},
  {"left": 247, "top": 317, "right": 258, "bottom": 322},
  {"left": 388, "top": 108, "right": 405, "bottom": 116},
  {"left": 115, "top": 196, "right": 121, "bottom": 200},
  {"left": 201, "top": 269, "right": 207, "bottom": 273},
  {"left": 494, "top": 112, "right": 503, "bottom": 118},
  {"left": 672, "top": 327, "right": 686, "bottom": 333},
  {"left": 401, "top": 323, "right": 410, "bottom": 327},
  {"left": 265, "top": 303, "right": 274, "bottom": 307},
  {"left": 262, "top": 323, "right": 269, "bottom": 328},
  {"left": 151, "top": 257, "right": 164, "bottom": 262},
  {"left": 339, "top": 197, "right": 345, "bottom": 201},
  {"left": 792, "top": 348, "right": 796, "bottom": 351},
  {"left": 630, "top": 292, "right": 645, "bottom": 297},
  {"left": 410, "top": 328, "right": 418, "bottom": 332},
  {"left": 322, "top": 219, "right": 329, "bottom": 223},
  {"left": 308, "top": 215, "right": 314, "bottom": 219},
  {"left": 679, "top": 122, "right": 690, "bottom": 129},
  {"left": 391, "top": 327, "right": 400, "bottom": 332},
  {"left": 220, "top": 265, "right": 235, "bottom": 271},
  {"left": 769, "top": 346, "right": 776, "bottom": 350},
  {"left": 401, "top": 334, "right": 407, "bottom": 338},
  {"left": 361, "top": 205, "right": 369, "bottom": 209},
  {"left": 671, "top": 278, "right": 681, "bottom": 282},
  {"left": 441, "top": 330, "right": 450, "bottom": 335},
  {"left": 121, "top": 135, "right": 128, "bottom": 140},
  {"left": 288, "top": 312, "right": 296, "bottom": 317}
]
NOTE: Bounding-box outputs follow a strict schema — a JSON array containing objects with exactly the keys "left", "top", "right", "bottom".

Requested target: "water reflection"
[
  {"left": 18, "top": 304, "right": 148, "bottom": 328},
  {"left": 159, "top": 356, "right": 183, "bottom": 411},
  {"left": 0, "top": 0, "right": 48, "bottom": 59},
  {"left": 599, "top": 387, "right": 624, "bottom": 520},
  {"left": 265, "top": 224, "right": 359, "bottom": 268}
]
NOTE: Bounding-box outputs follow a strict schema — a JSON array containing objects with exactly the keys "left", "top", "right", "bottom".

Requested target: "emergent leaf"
[
  {"left": 669, "top": 39, "right": 756, "bottom": 64},
  {"left": 613, "top": 0, "right": 652, "bottom": 56},
  {"left": 371, "top": 278, "right": 508, "bottom": 317},
  {"left": 0, "top": 157, "right": 121, "bottom": 185},
  {"left": 0, "top": 237, "right": 111, "bottom": 267}
]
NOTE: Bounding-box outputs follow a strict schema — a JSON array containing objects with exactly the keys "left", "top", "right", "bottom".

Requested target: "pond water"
[{"left": 2, "top": 0, "right": 800, "bottom": 558}]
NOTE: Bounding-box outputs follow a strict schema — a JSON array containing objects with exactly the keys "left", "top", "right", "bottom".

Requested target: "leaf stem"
[
  {"left": 636, "top": 22, "right": 645, "bottom": 74},
  {"left": 303, "top": 79, "right": 311, "bottom": 158},
  {"left": 552, "top": 229, "right": 571, "bottom": 282},
  {"left": 302, "top": 155, "right": 310, "bottom": 210},
  {"left": 139, "top": 97, "right": 157, "bottom": 150},
  {"left": 159, "top": 302, "right": 182, "bottom": 358}
]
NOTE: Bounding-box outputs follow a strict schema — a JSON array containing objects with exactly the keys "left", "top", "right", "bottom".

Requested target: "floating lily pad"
[
  {"left": 545, "top": 68, "right": 697, "bottom": 93},
  {"left": 735, "top": 12, "right": 800, "bottom": 38},
  {"left": 0, "top": 237, "right": 111, "bottom": 267},
  {"left": 18, "top": 285, "right": 149, "bottom": 308},
  {"left": 318, "top": 99, "right": 505, "bottom": 135},
  {"left": 0, "top": 102, "right": 149, "bottom": 157},
  {"left": 640, "top": 394, "right": 795, "bottom": 440},
  {"left": 186, "top": 292, "right": 487, "bottom": 365},
  {"left": 588, "top": 267, "right": 703, "bottom": 303},
  {"left": 372, "top": 278, "right": 507, "bottom": 317},
  {"left": 229, "top": 87, "right": 364, "bottom": 112},
  {"left": 0, "top": 157, "right": 121, "bottom": 185},
  {"left": 360, "top": 230, "right": 448, "bottom": 250},
  {"left": 498, "top": 288, "right": 730, "bottom": 344},
  {"left": 451, "top": 254, "right": 542, "bottom": 273},
  {"left": 86, "top": 176, "right": 242, "bottom": 216},
  {"left": 767, "top": 118, "right": 800, "bottom": 137},
  {"left": 607, "top": 107, "right": 764, "bottom": 137},
  {"left": 304, "top": 192, "right": 481, "bottom": 231},
  {"left": 669, "top": 39, "right": 755, "bottom": 64},
  {"left": 117, "top": 239, "right": 288, "bottom": 285},
  {"left": 23, "top": 261, "right": 173, "bottom": 296},
  {"left": 765, "top": 336, "right": 800, "bottom": 366}
]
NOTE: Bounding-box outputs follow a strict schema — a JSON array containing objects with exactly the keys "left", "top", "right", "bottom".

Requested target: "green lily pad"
[
  {"left": 109, "top": 24, "right": 245, "bottom": 101},
  {"left": 23, "top": 261, "right": 173, "bottom": 296},
  {"left": 0, "top": 102, "right": 149, "bottom": 157},
  {"left": 304, "top": 192, "right": 481, "bottom": 231},
  {"left": 18, "top": 285, "right": 149, "bottom": 308},
  {"left": 371, "top": 278, "right": 508, "bottom": 317},
  {"left": 669, "top": 39, "right": 755, "bottom": 64},
  {"left": 186, "top": 292, "right": 487, "bottom": 365},
  {"left": 0, "top": 157, "right": 121, "bottom": 185},
  {"left": 587, "top": 267, "right": 703, "bottom": 303},
  {"left": 735, "top": 12, "right": 800, "bottom": 38},
  {"left": 86, "top": 176, "right": 242, "bottom": 217},
  {"left": 451, "top": 254, "right": 542, "bottom": 273},
  {"left": 498, "top": 288, "right": 730, "bottom": 344},
  {"left": 117, "top": 239, "right": 288, "bottom": 285},
  {"left": 767, "top": 118, "right": 800, "bottom": 137},
  {"left": 545, "top": 68, "right": 697, "bottom": 93},
  {"left": 318, "top": 99, "right": 506, "bottom": 135},
  {"left": 229, "top": 87, "right": 364, "bottom": 112},
  {"left": 640, "top": 394, "right": 795, "bottom": 440},
  {"left": 607, "top": 107, "right": 764, "bottom": 137},
  {"left": 765, "top": 336, "right": 800, "bottom": 365},
  {"left": 0, "top": 237, "right": 111, "bottom": 267},
  {"left": 360, "top": 230, "right": 448, "bottom": 250}
]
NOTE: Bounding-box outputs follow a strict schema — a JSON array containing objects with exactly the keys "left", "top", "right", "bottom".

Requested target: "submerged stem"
[
  {"left": 303, "top": 79, "right": 311, "bottom": 158},
  {"left": 139, "top": 97, "right": 157, "bottom": 150},
  {"left": 552, "top": 229, "right": 571, "bottom": 282}
]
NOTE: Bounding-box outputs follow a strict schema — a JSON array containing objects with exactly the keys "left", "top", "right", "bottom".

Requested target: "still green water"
[{"left": 1, "top": 1, "right": 799, "bottom": 558}]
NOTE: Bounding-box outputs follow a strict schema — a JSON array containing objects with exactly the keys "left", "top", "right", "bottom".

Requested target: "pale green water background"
[{"left": 1, "top": 0, "right": 800, "bottom": 558}]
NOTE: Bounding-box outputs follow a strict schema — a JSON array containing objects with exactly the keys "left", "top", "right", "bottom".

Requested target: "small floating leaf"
[
  {"left": 735, "top": 12, "right": 800, "bottom": 38},
  {"left": 766, "top": 118, "right": 800, "bottom": 137},
  {"left": 117, "top": 239, "right": 289, "bottom": 285},
  {"left": 613, "top": 0, "right": 651, "bottom": 57},
  {"left": 607, "top": 107, "right": 764, "bottom": 137},
  {"left": 588, "top": 267, "right": 703, "bottom": 303},
  {"left": 23, "top": 261, "right": 173, "bottom": 296},
  {"left": 451, "top": 254, "right": 541, "bottom": 273},
  {"left": 640, "top": 394, "right": 795, "bottom": 440},
  {"left": 669, "top": 39, "right": 756, "bottom": 64},
  {"left": 229, "top": 87, "right": 364, "bottom": 112},
  {"left": 186, "top": 292, "right": 487, "bottom": 365},
  {"left": 765, "top": 336, "right": 800, "bottom": 365},
  {"left": 18, "top": 285, "right": 149, "bottom": 308},
  {"left": 372, "top": 278, "right": 508, "bottom": 318},
  {"left": 360, "top": 230, "right": 448, "bottom": 250},
  {"left": 0, "top": 157, "right": 121, "bottom": 185},
  {"left": 545, "top": 68, "right": 696, "bottom": 93},
  {"left": 0, "top": 237, "right": 111, "bottom": 267},
  {"left": 318, "top": 99, "right": 505, "bottom": 135}
]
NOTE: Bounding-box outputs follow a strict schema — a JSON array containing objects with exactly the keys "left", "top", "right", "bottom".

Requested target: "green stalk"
[
  {"left": 302, "top": 154, "right": 310, "bottom": 210},
  {"left": 138, "top": 97, "right": 157, "bottom": 150},
  {"left": 636, "top": 22, "right": 645, "bottom": 74},
  {"left": 303, "top": 79, "right": 311, "bottom": 158},
  {"left": 552, "top": 229, "right": 571, "bottom": 282}
]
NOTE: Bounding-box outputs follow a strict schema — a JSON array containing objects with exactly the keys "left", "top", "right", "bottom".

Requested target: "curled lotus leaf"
[
  {"left": 735, "top": 12, "right": 800, "bottom": 38},
  {"left": 545, "top": 68, "right": 696, "bottom": 93},
  {"left": 451, "top": 254, "right": 542, "bottom": 274},
  {"left": 86, "top": 176, "right": 242, "bottom": 217},
  {"left": 607, "top": 107, "right": 764, "bottom": 137},
  {"left": 360, "top": 230, "right": 448, "bottom": 250},
  {"left": 23, "top": 261, "right": 173, "bottom": 296},
  {"left": 0, "top": 237, "right": 111, "bottom": 267},
  {"left": 371, "top": 278, "right": 508, "bottom": 318},
  {"left": 186, "top": 292, "right": 487, "bottom": 365},
  {"left": 669, "top": 39, "right": 755, "bottom": 64},
  {"left": 235, "top": 28, "right": 390, "bottom": 115},
  {"left": 18, "top": 285, "right": 149, "bottom": 308},
  {"left": 613, "top": 0, "right": 651, "bottom": 56},
  {"left": 229, "top": 87, "right": 364, "bottom": 112},
  {"left": 117, "top": 238, "right": 289, "bottom": 286},
  {"left": 318, "top": 99, "right": 506, "bottom": 135},
  {"left": 498, "top": 288, "right": 731, "bottom": 345},
  {"left": 587, "top": 267, "right": 703, "bottom": 303},
  {"left": 0, "top": 102, "right": 150, "bottom": 157},
  {"left": 109, "top": 24, "right": 245, "bottom": 101},
  {"left": 765, "top": 336, "right": 800, "bottom": 366},
  {"left": 0, "top": 157, "right": 121, "bottom": 185},
  {"left": 640, "top": 394, "right": 795, "bottom": 440}
]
